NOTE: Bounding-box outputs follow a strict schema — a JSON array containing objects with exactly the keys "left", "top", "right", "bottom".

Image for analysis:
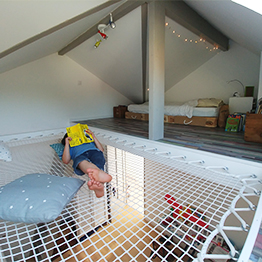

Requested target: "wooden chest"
[
  {"left": 167, "top": 115, "right": 217, "bottom": 128},
  {"left": 244, "top": 113, "right": 262, "bottom": 143},
  {"left": 125, "top": 112, "right": 149, "bottom": 121},
  {"left": 113, "top": 106, "right": 127, "bottom": 118},
  {"left": 124, "top": 112, "right": 217, "bottom": 127}
]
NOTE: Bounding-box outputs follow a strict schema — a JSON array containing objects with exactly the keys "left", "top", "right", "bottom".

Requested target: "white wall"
[
  {"left": 0, "top": 54, "right": 131, "bottom": 136},
  {"left": 165, "top": 40, "right": 260, "bottom": 104}
]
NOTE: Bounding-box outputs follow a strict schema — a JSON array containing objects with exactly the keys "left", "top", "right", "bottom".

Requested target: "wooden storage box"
[
  {"left": 124, "top": 112, "right": 217, "bottom": 127},
  {"left": 125, "top": 112, "right": 149, "bottom": 121},
  {"left": 114, "top": 106, "right": 127, "bottom": 118},
  {"left": 244, "top": 113, "right": 262, "bottom": 143},
  {"left": 167, "top": 115, "right": 217, "bottom": 128}
]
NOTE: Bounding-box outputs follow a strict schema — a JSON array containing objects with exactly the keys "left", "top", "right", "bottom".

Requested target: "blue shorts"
[{"left": 72, "top": 150, "right": 105, "bottom": 176}]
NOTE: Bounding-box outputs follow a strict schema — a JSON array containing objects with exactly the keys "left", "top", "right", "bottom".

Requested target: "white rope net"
[{"left": 0, "top": 129, "right": 261, "bottom": 262}]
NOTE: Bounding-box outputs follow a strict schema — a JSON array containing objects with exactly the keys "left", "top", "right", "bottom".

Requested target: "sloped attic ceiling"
[
  {"left": 66, "top": 7, "right": 220, "bottom": 103},
  {"left": 165, "top": 17, "right": 220, "bottom": 89},
  {"left": 0, "top": 0, "right": 261, "bottom": 103},
  {"left": 62, "top": 0, "right": 228, "bottom": 103},
  {"left": 66, "top": 6, "right": 144, "bottom": 103},
  {"left": 184, "top": 0, "right": 262, "bottom": 56},
  {"left": 0, "top": 0, "right": 124, "bottom": 74}
]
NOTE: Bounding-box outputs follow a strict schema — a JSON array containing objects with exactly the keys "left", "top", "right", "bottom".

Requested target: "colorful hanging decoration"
[
  {"left": 94, "top": 39, "right": 102, "bottom": 48},
  {"left": 94, "top": 13, "right": 116, "bottom": 48},
  {"left": 98, "top": 29, "right": 108, "bottom": 39}
]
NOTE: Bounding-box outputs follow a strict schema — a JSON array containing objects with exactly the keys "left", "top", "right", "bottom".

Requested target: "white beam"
[
  {"left": 257, "top": 51, "right": 262, "bottom": 100},
  {"left": 148, "top": 1, "right": 165, "bottom": 140}
]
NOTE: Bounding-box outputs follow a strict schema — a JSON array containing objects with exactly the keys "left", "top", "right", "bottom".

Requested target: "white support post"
[
  {"left": 257, "top": 51, "right": 262, "bottom": 100},
  {"left": 147, "top": 1, "right": 165, "bottom": 140}
]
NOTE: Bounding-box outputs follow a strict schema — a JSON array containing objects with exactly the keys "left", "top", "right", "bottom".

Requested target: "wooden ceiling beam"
[{"left": 58, "top": 0, "right": 146, "bottom": 56}]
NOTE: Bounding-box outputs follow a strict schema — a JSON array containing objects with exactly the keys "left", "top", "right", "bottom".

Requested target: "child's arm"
[
  {"left": 88, "top": 130, "right": 104, "bottom": 152},
  {"left": 62, "top": 137, "right": 72, "bottom": 164}
]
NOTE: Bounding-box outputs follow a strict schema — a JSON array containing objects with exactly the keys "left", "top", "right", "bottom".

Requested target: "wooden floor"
[
  {"left": 77, "top": 118, "right": 262, "bottom": 163},
  {"left": 53, "top": 207, "right": 154, "bottom": 262},
  {"left": 53, "top": 206, "right": 196, "bottom": 262}
]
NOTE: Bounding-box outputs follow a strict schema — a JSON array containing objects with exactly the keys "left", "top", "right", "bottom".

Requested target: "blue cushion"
[
  {"left": 50, "top": 143, "right": 64, "bottom": 160},
  {"left": 0, "top": 173, "right": 84, "bottom": 224}
]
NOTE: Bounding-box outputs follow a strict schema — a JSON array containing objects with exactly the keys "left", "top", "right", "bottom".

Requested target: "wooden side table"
[{"left": 113, "top": 105, "right": 127, "bottom": 118}]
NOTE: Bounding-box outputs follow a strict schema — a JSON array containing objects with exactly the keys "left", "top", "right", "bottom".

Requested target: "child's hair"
[{"left": 61, "top": 133, "right": 68, "bottom": 146}]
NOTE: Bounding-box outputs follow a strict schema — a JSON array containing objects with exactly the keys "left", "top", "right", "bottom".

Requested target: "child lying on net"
[{"left": 61, "top": 129, "right": 112, "bottom": 198}]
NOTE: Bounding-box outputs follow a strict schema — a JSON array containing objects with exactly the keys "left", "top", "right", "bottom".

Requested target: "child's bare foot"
[
  {"left": 87, "top": 168, "right": 112, "bottom": 183},
  {"left": 87, "top": 180, "right": 104, "bottom": 198}
]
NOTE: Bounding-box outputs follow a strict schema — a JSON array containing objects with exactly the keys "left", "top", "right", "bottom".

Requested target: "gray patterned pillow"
[{"left": 0, "top": 173, "right": 84, "bottom": 223}]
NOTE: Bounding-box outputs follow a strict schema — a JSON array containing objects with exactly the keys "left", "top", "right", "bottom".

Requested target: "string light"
[{"left": 165, "top": 21, "right": 220, "bottom": 53}]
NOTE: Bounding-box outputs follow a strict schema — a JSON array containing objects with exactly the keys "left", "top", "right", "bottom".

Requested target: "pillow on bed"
[
  {"left": 197, "top": 98, "right": 223, "bottom": 107},
  {"left": 183, "top": 99, "right": 198, "bottom": 107},
  {"left": 0, "top": 142, "right": 12, "bottom": 162},
  {"left": 50, "top": 143, "right": 64, "bottom": 160},
  {"left": 0, "top": 173, "right": 84, "bottom": 224}
]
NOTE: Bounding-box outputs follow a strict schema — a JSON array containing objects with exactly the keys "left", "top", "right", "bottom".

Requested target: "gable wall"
[
  {"left": 0, "top": 54, "right": 131, "bottom": 136},
  {"left": 165, "top": 40, "right": 260, "bottom": 104}
]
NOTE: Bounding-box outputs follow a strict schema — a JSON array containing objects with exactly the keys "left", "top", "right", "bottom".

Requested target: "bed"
[{"left": 125, "top": 98, "right": 228, "bottom": 128}]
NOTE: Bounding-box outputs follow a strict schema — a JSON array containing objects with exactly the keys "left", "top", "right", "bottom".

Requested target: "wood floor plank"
[{"left": 76, "top": 118, "right": 262, "bottom": 163}]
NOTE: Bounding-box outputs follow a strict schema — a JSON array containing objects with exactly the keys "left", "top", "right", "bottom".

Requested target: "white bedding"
[{"left": 127, "top": 99, "right": 220, "bottom": 118}]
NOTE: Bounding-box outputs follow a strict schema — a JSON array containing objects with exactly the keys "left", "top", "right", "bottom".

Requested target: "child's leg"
[
  {"left": 78, "top": 160, "right": 112, "bottom": 183},
  {"left": 87, "top": 179, "right": 104, "bottom": 198},
  {"left": 78, "top": 161, "right": 104, "bottom": 197},
  {"left": 78, "top": 159, "right": 98, "bottom": 172}
]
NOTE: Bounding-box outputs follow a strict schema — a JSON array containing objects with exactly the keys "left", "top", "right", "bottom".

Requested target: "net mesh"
[{"left": 0, "top": 130, "right": 261, "bottom": 262}]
